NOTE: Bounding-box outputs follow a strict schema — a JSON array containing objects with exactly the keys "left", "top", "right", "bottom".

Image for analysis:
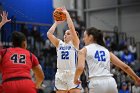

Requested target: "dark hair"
[
  {"left": 12, "top": 31, "right": 26, "bottom": 47},
  {"left": 86, "top": 27, "right": 105, "bottom": 47}
]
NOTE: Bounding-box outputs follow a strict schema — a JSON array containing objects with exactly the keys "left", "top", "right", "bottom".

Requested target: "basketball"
[{"left": 53, "top": 8, "right": 66, "bottom": 21}]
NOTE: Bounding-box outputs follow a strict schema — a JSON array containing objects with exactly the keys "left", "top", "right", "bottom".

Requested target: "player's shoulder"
[
  {"left": 85, "top": 43, "right": 95, "bottom": 49},
  {"left": 8, "top": 47, "right": 26, "bottom": 51},
  {"left": 57, "top": 39, "right": 64, "bottom": 46},
  {"left": 85, "top": 43, "right": 108, "bottom": 50},
  {"left": 0, "top": 48, "right": 7, "bottom": 55},
  {"left": 29, "top": 51, "right": 37, "bottom": 58},
  {"left": 0, "top": 48, "right": 7, "bottom": 52},
  {"left": 0, "top": 47, "right": 12, "bottom": 53},
  {"left": 56, "top": 39, "right": 63, "bottom": 49},
  {"left": 16, "top": 48, "right": 31, "bottom": 54},
  {"left": 31, "top": 53, "right": 38, "bottom": 61}
]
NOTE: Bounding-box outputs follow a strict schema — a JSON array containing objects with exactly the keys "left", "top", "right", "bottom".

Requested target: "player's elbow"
[
  {"left": 47, "top": 31, "right": 51, "bottom": 36},
  {"left": 122, "top": 64, "right": 129, "bottom": 71}
]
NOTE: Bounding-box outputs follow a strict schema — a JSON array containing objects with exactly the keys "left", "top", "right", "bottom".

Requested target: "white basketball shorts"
[
  {"left": 54, "top": 69, "right": 81, "bottom": 90},
  {"left": 88, "top": 76, "right": 118, "bottom": 93}
]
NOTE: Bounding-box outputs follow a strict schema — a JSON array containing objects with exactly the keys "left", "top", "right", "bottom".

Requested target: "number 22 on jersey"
[{"left": 61, "top": 51, "right": 69, "bottom": 60}]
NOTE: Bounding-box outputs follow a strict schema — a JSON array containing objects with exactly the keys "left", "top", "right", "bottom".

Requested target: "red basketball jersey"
[{"left": 0, "top": 47, "right": 39, "bottom": 81}]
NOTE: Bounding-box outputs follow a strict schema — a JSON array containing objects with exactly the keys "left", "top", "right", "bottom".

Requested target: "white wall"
[
  {"left": 87, "top": 0, "right": 140, "bottom": 42},
  {"left": 89, "top": 0, "right": 117, "bottom": 9},
  {"left": 53, "top": 0, "right": 140, "bottom": 42},
  {"left": 89, "top": 10, "right": 116, "bottom": 31},
  {"left": 121, "top": 6, "right": 140, "bottom": 42},
  {"left": 53, "top": 0, "right": 75, "bottom": 9}
]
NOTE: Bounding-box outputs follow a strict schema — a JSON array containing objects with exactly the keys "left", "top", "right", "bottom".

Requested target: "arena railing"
[{"left": 0, "top": 21, "right": 52, "bottom": 48}]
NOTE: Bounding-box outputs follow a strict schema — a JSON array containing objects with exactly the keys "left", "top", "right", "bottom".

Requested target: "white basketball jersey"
[
  {"left": 85, "top": 43, "right": 112, "bottom": 78},
  {"left": 57, "top": 40, "right": 78, "bottom": 70}
]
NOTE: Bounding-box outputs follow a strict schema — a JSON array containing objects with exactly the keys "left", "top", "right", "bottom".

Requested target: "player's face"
[
  {"left": 64, "top": 30, "right": 72, "bottom": 43},
  {"left": 83, "top": 31, "right": 90, "bottom": 45}
]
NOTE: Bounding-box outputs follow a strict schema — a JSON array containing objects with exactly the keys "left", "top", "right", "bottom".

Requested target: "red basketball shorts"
[{"left": 2, "top": 79, "right": 37, "bottom": 93}]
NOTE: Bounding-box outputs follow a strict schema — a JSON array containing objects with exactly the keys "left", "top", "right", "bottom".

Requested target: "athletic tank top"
[
  {"left": 85, "top": 43, "right": 112, "bottom": 78},
  {"left": 57, "top": 40, "right": 78, "bottom": 70}
]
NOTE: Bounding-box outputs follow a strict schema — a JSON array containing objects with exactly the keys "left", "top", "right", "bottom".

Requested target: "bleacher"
[{"left": 0, "top": 21, "right": 140, "bottom": 93}]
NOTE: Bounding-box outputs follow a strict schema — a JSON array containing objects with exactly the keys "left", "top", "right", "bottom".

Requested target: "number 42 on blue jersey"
[{"left": 94, "top": 50, "right": 106, "bottom": 62}]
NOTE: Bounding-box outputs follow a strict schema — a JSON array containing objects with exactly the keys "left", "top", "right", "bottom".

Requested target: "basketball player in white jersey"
[
  {"left": 0, "top": 11, "right": 11, "bottom": 29},
  {"left": 74, "top": 27, "right": 140, "bottom": 93},
  {"left": 47, "top": 7, "right": 80, "bottom": 93}
]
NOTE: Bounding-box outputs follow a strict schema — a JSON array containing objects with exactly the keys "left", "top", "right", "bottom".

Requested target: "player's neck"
[
  {"left": 65, "top": 41, "right": 71, "bottom": 44},
  {"left": 88, "top": 41, "right": 96, "bottom": 45}
]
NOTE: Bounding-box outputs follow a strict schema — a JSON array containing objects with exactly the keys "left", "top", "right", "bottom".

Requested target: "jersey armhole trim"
[
  {"left": 56, "top": 39, "right": 61, "bottom": 49},
  {"left": 1, "top": 48, "right": 8, "bottom": 64},
  {"left": 30, "top": 52, "right": 32, "bottom": 63},
  {"left": 2, "top": 48, "right": 7, "bottom": 58}
]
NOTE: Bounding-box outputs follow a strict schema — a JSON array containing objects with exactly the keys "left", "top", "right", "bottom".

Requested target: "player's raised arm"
[
  {"left": 0, "top": 11, "right": 11, "bottom": 29},
  {"left": 62, "top": 7, "right": 80, "bottom": 49},
  {"left": 47, "top": 21, "right": 60, "bottom": 48},
  {"left": 110, "top": 52, "right": 140, "bottom": 86}
]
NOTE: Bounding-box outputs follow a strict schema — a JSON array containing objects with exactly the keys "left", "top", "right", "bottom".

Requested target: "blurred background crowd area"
[{"left": 0, "top": 0, "right": 140, "bottom": 93}]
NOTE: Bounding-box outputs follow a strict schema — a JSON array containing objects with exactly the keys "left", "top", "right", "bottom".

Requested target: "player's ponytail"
[
  {"left": 86, "top": 27, "right": 106, "bottom": 47},
  {"left": 12, "top": 31, "right": 26, "bottom": 47}
]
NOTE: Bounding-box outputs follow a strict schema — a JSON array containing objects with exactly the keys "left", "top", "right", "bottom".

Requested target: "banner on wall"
[
  {"left": 0, "top": 0, "right": 53, "bottom": 24},
  {"left": 0, "top": 0, "right": 54, "bottom": 42}
]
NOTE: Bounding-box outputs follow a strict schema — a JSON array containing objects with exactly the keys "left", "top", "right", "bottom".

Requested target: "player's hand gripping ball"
[{"left": 53, "top": 8, "right": 66, "bottom": 21}]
